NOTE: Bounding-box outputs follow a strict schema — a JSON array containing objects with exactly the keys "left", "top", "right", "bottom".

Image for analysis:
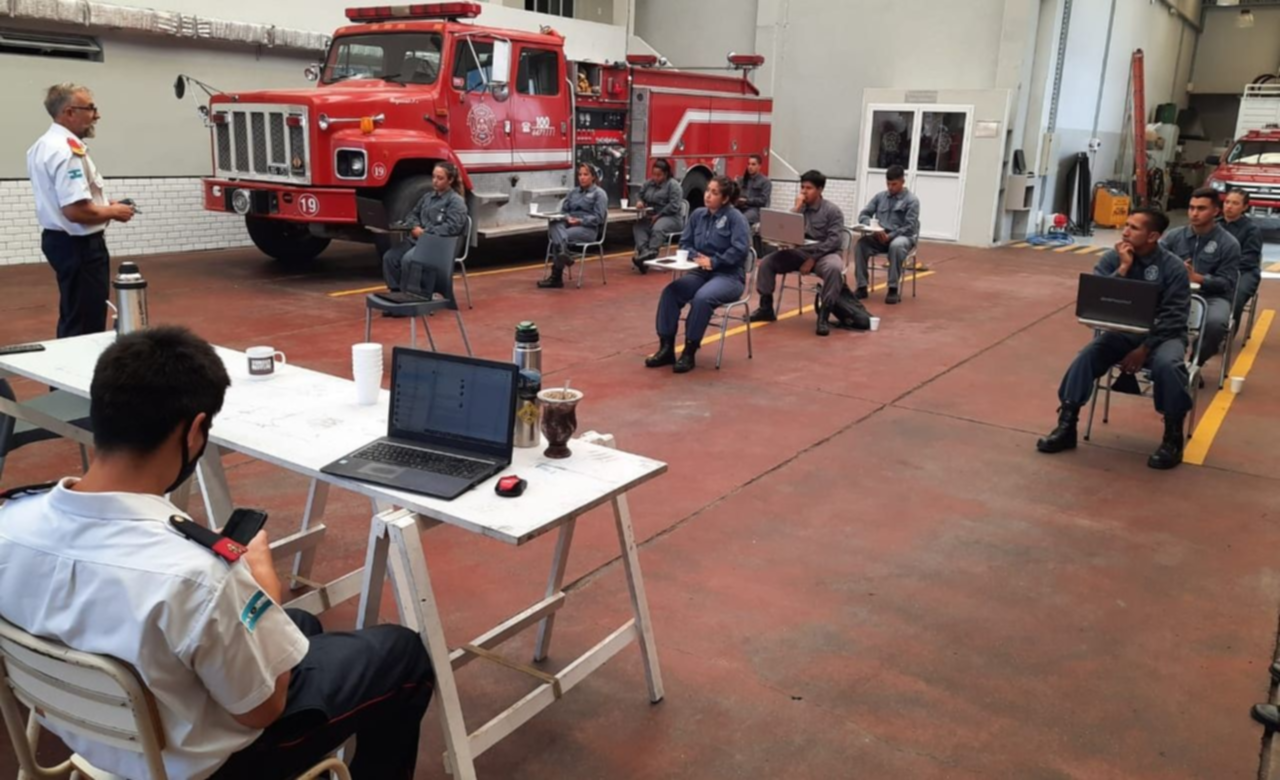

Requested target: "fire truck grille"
[
  {"left": 211, "top": 104, "right": 310, "bottom": 185},
  {"left": 251, "top": 114, "right": 268, "bottom": 174},
  {"left": 1231, "top": 181, "right": 1280, "bottom": 201},
  {"left": 215, "top": 124, "right": 231, "bottom": 172},
  {"left": 232, "top": 113, "right": 249, "bottom": 173}
]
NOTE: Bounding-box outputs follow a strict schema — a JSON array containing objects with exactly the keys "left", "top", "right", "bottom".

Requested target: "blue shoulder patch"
[{"left": 240, "top": 589, "right": 274, "bottom": 633}]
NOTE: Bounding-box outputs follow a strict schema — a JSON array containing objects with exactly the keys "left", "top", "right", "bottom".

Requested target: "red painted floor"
[{"left": 1, "top": 234, "right": 1278, "bottom": 779}]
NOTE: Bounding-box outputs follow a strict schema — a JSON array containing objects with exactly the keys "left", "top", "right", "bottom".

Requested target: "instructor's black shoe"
[
  {"left": 748, "top": 294, "right": 777, "bottom": 323},
  {"left": 645, "top": 337, "right": 676, "bottom": 368},
  {"left": 1036, "top": 404, "right": 1080, "bottom": 453},
  {"left": 854, "top": 286, "right": 869, "bottom": 300},
  {"left": 673, "top": 342, "right": 699, "bottom": 374},
  {"left": 1147, "top": 415, "right": 1185, "bottom": 470},
  {"left": 816, "top": 306, "right": 831, "bottom": 337},
  {"left": 885, "top": 288, "right": 901, "bottom": 305},
  {"left": 1253, "top": 704, "right": 1280, "bottom": 729}
]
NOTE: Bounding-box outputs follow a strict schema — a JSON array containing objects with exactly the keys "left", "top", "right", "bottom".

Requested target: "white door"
[{"left": 858, "top": 104, "right": 973, "bottom": 241}]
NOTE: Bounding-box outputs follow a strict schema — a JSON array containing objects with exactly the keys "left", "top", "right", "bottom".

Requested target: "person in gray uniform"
[
  {"left": 737, "top": 153, "right": 772, "bottom": 227},
  {"left": 748, "top": 169, "right": 847, "bottom": 337},
  {"left": 540, "top": 163, "right": 608, "bottom": 289},
  {"left": 632, "top": 158, "right": 685, "bottom": 272},
  {"left": 853, "top": 165, "right": 920, "bottom": 305},
  {"left": 1159, "top": 187, "right": 1240, "bottom": 364},
  {"left": 382, "top": 162, "right": 468, "bottom": 292},
  {"left": 1220, "top": 188, "right": 1262, "bottom": 325},
  {"left": 645, "top": 175, "right": 750, "bottom": 374},
  {"left": 1037, "top": 208, "right": 1191, "bottom": 470}
]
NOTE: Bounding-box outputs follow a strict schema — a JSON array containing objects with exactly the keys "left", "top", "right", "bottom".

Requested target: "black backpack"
[{"left": 817, "top": 284, "right": 871, "bottom": 330}]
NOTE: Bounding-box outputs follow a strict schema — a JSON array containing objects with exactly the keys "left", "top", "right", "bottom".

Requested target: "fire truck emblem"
[
  {"left": 467, "top": 103, "right": 498, "bottom": 147},
  {"left": 372, "top": 162, "right": 387, "bottom": 180},
  {"left": 298, "top": 194, "right": 320, "bottom": 216}
]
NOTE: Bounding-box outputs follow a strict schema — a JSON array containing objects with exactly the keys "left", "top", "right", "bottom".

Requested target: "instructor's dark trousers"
[{"left": 41, "top": 229, "right": 109, "bottom": 338}]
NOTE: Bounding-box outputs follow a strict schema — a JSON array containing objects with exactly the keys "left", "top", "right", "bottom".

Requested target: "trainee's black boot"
[
  {"left": 645, "top": 337, "right": 676, "bottom": 368},
  {"left": 749, "top": 294, "right": 777, "bottom": 323},
  {"left": 673, "top": 341, "right": 698, "bottom": 374},
  {"left": 1147, "top": 414, "right": 1185, "bottom": 470},
  {"left": 537, "top": 268, "right": 565, "bottom": 288},
  {"left": 1036, "top": 404, "right": 1080, "bottom": 453},
  {"left": 854, "top": 286, "right": 869, "bottom": 300},
  {"left": 815, "top": 303, "right": 831, "bottom": 337}
]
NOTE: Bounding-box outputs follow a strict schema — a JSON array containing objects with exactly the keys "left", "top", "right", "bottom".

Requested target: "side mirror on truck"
[
  {"left": 304, "top": 64, "right": 321, "bottom": 83},
  {"left": 490, "top": 40, "right": 511, "bottom": 88},
  {"left": 1205, "top": 155, "right": 1220, "bottom": 166}
]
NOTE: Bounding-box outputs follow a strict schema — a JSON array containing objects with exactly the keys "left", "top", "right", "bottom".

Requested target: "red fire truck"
[
  {"left": 1204, "top": 85, "right": 1280, "bottom": 229},
  {"left": 194, "top": 2, "right": 773, "bottom": 262}
]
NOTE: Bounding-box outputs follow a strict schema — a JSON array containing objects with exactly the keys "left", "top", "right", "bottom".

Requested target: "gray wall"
[
  {"left": 1191, "top": 6, "right": 1280, "bottom": 96},
  {"left": 635, "top": 0, "right": 758, "bottom": 69}
]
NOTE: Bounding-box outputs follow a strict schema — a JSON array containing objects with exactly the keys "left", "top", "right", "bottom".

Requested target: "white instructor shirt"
[
  {"left": 0, "top": 479, "right": 309, "bottom": 780},
  {"left": 26, "top": 123, "right": 108, "bottom": 236}
]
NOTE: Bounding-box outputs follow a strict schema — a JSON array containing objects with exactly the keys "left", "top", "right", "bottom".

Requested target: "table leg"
[
  {"left": 612, "top": 493, "right": 665, "bottom": 703},
  {"left": 195, "top": 444, "right": 234, "bottom": 530},
  {"left": 532, "top": 519, "right": 576, "bottom": 663},
  {"left": 291, "top": 479, "right": 330, "bottom": 590},
  {"left": 355, "top": 511, "right": 393, "bottom": 630},
  {"left": 385, "top": 512, "right": 478, "bottom": 780}
]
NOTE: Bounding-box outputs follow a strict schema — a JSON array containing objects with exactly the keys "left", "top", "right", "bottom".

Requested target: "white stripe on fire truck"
[
  {"left": 454, "top": 150, "right": 574, "bottom": 166},
  {"left": 649, "top": 110, "right": 773, "bottom": 157}
]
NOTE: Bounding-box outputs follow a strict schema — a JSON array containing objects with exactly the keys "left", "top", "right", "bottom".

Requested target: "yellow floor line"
[
  {"left": 1033, "top": 245, "right": 1052, "bottom": 251},
  {"left": 1009, "top": 242, "right": 1030, "bottom": 249},
  {"left": 327, "top": 250, "right": 635, "bottom": 297},
  {"left": 1075, "top": 245, "right": 1100, "bottom": 254},
  {"left": 1052, "top": 245, "right": 1079, "bottom": 253},
  {"left": 1183, "top": 309, "right": 1275, "bottom": 465},
  {"left": 1267, "top": 262, "right": 1280, "bottom": 273},
  {"left": 1094, "top": 247, "right": 1108, "bottom": 255},
  {"left": 668, "top": 271, "right": 939, "bottom": 354}
]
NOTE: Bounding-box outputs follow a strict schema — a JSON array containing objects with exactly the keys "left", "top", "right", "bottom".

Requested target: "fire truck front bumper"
[
  {"left": 1247, "top": 203, "right": 1280, "bottom": 231},
  {"left": 203, "top": 180, "right": 359, "bottom": 224}
]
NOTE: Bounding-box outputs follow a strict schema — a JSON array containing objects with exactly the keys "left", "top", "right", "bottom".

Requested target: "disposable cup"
[
  {"left": 1230, "top": 376, "right": 1244, "bottom": 394},
  {"left": 352, "top": 344, "right": 383, "bottom": 405},
  {"left": 675, "top": 249, "right": 689, "bottom": 263},
  {"left": 869, "top": 316, "right": 881, "bottom": 332},
  {"left": 529, "top": 202, "right": 540, "bottom": 215},
  {"left": 621, "top": 198, "right": 629, "bottom": 209}
]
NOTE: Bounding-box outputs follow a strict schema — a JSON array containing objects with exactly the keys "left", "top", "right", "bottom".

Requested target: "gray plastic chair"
[
  {"left": 365, "top": 234, "right": 473, "bottom": 356},
  {"left": 0, "top": 379, "right": 91, "bottom": 482},
  {"left": 1085, "top": 294, "right": 1208, "bottom": 442},
  {"left": 455, "top": 214, "right": 474, "bottom": 309}
]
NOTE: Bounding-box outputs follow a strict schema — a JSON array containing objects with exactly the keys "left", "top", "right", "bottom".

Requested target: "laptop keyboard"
[{"left": 354, "top": 443, "right": 493, "bottom": 480}]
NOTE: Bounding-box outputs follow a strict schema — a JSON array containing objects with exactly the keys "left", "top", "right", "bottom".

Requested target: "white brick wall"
[
  {"left": 769, "top": 177, "right": 860, "bottom": 224},
  {"left": 0, "top": 178, "right": 252, "bottom": 265}
]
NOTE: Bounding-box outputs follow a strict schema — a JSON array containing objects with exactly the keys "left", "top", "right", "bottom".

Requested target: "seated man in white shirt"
[{"left": 0, "top": 327, "right": 433, "bottom": 780}]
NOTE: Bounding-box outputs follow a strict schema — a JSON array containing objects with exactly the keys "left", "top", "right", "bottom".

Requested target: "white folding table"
[{"left": 0, "top": 332, "right": 668, "bottom": 779}]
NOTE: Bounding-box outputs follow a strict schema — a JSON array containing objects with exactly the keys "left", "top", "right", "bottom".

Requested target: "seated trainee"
[
  {"left": 1036, "top": 208, "right": 1192, "bottom": 470},
  {"left": 382, "top": 161, "right": 468, "bottom": 293},
  {"left": 539, "top": 163, "right": 608, "bottom": 289},
  {"left": 645, "top": 174, "right": 750, "bottom": 374},
  {"left": 632, "top": 158, "right": 686, "bottom": 272}
]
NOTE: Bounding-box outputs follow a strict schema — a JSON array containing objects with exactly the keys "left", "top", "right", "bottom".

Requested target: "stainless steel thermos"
[
  {"left": 513, "top": 322, "right": 542, "bottom": 448},
  {"left": 111, "top": 261, "right": 148, "bottom": 335}
]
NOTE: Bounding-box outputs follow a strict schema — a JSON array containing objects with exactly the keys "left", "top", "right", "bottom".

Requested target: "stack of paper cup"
[{"left": 352, "top": 343, "right": 383, "bottom": 405}]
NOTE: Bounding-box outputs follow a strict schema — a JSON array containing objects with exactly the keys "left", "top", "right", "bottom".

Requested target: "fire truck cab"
[
  {"left": 197, "top": 2, "right": 772, "bottom": 263},
  {"left": 1205, "top": 84, "right": 1280, "bottom": 229}
]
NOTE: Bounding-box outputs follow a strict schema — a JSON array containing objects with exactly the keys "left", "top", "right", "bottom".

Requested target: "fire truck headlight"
[
  {"left": 211, "top": 185, "right": 222, "bottom": 198},
  {"left": 1210, "top": 179, "right": 1227, "bottom": 192},
  {"left": 318, "top": 113, "right": 331, "bottom": 132},
  {"left": 336, "top": 149, "right": 368, "bottom": 179},
  {"left": 230, "top": 188, "right": 252, "bottom": 215}
]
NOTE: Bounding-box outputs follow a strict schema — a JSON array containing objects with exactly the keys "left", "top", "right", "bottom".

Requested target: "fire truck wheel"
[
  {"left": 245, "top": 217, "right": 331, "bottom": 263},
  {"left": 681, "top": 169, "right": 710, "bottom": 215}
]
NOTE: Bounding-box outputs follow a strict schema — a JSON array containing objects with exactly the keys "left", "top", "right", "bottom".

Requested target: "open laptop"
[
  {"left": 1076, "top": 273, "right": 1160, "bottom": 333},
  {"left": 321, "top": 348, "right": 518, "bottom": 500},
  {"left": 758, "top": 208, "right": 806, "bottom": 245}
]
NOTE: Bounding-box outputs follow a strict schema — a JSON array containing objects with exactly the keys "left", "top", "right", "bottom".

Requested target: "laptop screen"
[{"left": 388, "top": 348, "right": 517, "bottom": 455}]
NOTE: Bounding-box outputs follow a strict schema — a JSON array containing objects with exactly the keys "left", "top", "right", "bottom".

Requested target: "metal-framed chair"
[
  {"left": 544, "top": 212, "right": 609, "bottom": 289},
  {"left": 1085, "top": 294, "right": 1208, "bottom": 442},
  {"left": 868, "top": 243, "right": 921, "bottom": 298},
  {"left": 659, "top": 200, "right": 691, "bottom": 258},
  {"left": 0, "top": 616, "right": 351, "bottom": 780},
  {"left": 1241, "top": 286, "right": 1260, "bottom": 346},
  {"left": 680, "top": 248, "right": 758, "bottom": 370},
  {"left": 365, "top": 234, "right": 473, "bottom": 356},
  {"left": 0, "top": 380, "right": 91, "bottom": 482},
  {"left": 773, "top": 227, "right": 853, "bottom": 317},
  {"left": 455, "top": 214, "right": 474, "bottom": 309},
  {"left": 1216, "top": 272, "right": 1243, "bottom": 389}
]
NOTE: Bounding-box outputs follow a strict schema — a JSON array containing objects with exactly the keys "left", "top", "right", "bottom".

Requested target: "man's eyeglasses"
[{"left": 68, "top": 105, "right": 100, "bottom": 115}]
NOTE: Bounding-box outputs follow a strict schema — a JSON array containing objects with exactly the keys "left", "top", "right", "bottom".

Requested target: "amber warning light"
[{"left": 345, "top": 3, "right": 481, "bottom": 22}]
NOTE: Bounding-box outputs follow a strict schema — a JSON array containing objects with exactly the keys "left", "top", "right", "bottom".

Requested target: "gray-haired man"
[{"left": 26, "top": 83, "right": 134, "bottom": 338}]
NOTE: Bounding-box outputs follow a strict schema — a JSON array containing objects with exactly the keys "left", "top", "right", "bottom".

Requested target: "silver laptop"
[
  {"left": 759, "top": 208, "right": 806, "bottom": 245},
  {"left": 321, "top": 348, "right": 518, "bottom": 500}
]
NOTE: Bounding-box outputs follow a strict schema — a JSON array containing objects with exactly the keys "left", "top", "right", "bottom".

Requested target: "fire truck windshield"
[
  {"left": 323, "top": 33, "right": 444, "bottom": 85},
  {"left": 1226, "top": 140, "right": 1280, "bottom": 166}
]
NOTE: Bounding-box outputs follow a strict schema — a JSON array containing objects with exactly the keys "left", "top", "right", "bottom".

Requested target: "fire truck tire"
[
  {"left": 681, "top": 169, "right": 710, "bottom": 215},
  {"left": 245, "top": 217, "right": 330, "bottom": 263}
]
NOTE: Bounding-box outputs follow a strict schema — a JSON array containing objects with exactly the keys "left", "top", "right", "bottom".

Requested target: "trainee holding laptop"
[{"left": 1036, "top": 207, "right": 1193, "bottom": 470}]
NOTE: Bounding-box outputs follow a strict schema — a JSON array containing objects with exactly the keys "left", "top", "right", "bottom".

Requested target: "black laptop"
[
  {"left": 1075, "top": 273, "right": 1160, "bottom": 330},
  {"left": 321, "top": 348, "right": 518, "bottom": 500}
]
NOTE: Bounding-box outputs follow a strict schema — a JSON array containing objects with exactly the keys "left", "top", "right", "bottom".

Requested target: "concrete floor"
[{"left": 2, "top": 228, "right": 1279, "bottom": 779}]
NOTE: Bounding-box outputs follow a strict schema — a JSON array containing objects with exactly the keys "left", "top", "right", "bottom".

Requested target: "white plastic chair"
[
  {"left": 0, "top": 616, "right": 350, "bottom": 780},
  {"left": 1084, "top": 294, "right": 1208, "bottom": 441}
]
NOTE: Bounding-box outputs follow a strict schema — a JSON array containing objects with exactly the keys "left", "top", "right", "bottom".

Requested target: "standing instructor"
[{"left": 27, "top": 83, "right": 134, "bottom": 338}]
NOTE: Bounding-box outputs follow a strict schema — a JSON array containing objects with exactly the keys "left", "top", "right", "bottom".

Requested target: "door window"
[
  {"left": 917, "top": 112, "right": 967, "bottom": 173},
  {"left": 517, "top": 49, "right": 560, "bottom": 96},
  {"left": 453, "top": 40, "right": 495, "bottom": 92},
  {"left": 868, "top": 110, "right": 913, "bottom": 170}
]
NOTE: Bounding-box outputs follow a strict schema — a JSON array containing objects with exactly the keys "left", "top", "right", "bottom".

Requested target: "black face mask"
[{"left": 165, "top": 417, "right": 210, "bottom": 496}]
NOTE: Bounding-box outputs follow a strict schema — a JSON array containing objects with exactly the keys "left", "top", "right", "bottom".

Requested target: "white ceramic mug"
[{"left": 246, "top": 346, "right": 285, "bottom": 379}]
